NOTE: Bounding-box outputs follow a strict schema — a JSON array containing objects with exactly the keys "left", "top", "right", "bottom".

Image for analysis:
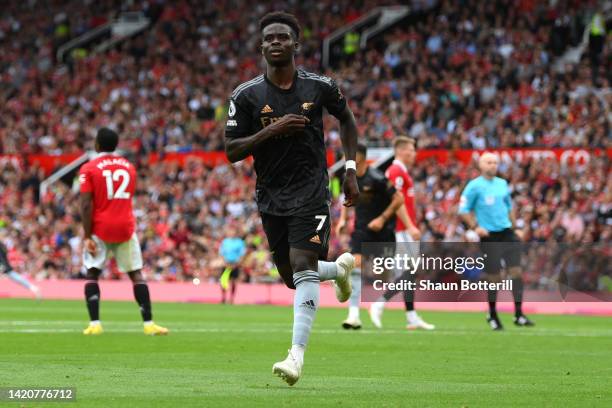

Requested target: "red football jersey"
[
  {"left": 385, "top": 159, "right": 416, "bottom": 231},
  {"left": 79, "top": 153, "right": 137, "bottom": 243}
]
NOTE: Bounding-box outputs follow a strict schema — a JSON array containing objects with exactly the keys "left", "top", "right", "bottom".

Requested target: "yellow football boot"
[{"left": 144, "top": 323, "right": 169, "bottom": 336}]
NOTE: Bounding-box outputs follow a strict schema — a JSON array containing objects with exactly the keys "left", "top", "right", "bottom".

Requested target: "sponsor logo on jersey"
[
  {"left": 260, "top": 116, "right": 281, "bottom": 127},
  {"left": 261, "top": 104, "right": 273, "bottom": 113},
  {"left": 309, "top": 235, "right": 321, "bottom": 244}
]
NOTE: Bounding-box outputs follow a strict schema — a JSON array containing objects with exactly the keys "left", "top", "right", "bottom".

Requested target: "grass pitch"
[{"left": 0, "top": 298, "right": 610, "bottom": 407}]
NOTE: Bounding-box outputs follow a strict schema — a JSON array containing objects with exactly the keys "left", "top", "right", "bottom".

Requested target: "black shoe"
[
  {"left": 487, "top": 314, "right": 503, "bottom": 331},
  {"left": 514, "top": 314, "right": 535, "bottom": 327}
]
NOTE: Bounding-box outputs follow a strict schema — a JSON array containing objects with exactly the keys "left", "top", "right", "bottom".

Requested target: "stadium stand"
[{"left": 1, "top": 0, "right": 609, "bottom": 155}]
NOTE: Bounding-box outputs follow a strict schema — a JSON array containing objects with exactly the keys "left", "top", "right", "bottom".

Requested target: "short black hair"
[
  {"left": 96, "top": 127, "right": 119, "bottom": 152},
  {"left": 259, "top": 11, "right": 300, "bottom": 40},
  {"left": 357, "top": 143, "right": 367, "bottom": 156}
]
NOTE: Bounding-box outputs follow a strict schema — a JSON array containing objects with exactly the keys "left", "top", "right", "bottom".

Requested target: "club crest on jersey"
[
  {"left": 301, "top": 102, "right": 314, "bottom": 112},
  {"left": 261, "top": 104, "right": 273, "bottom": 113}
]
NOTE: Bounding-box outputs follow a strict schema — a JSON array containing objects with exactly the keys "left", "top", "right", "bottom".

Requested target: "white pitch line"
[{"left": 0, "top": 326, "right": 611, "bottom": 338}]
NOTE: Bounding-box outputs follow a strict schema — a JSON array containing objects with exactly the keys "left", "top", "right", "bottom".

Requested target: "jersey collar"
[
  {"left": 93, "top": 152, "right": 120, "bottom": 159},
  {"left": 392, "top": 159, "right": 408, "bottom": 173},
  {"left": 264, "top": 69, "right": 298, "bottom": 94}
]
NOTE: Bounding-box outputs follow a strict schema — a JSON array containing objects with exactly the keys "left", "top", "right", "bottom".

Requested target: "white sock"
[
  {"left": 291, "top": 270, "right": 319, "bottom": 353},
  {"left": 348, "top": 268, "right": 361, "bottom": 308},
  {"left": 290, "top": 344, "right": 305, "bottom": 365},
  {"left": 348, "top": 306, "right": 360, "bottom": 321},
  {"left": 90, "top": 320, "right": 101, "bottom": 326},
  {"left": 317, "top": 261, "right": 338, "bottom": 281},
  {"left": 407, "top": 311, "right": 418, "bottom": 322},
  {"left": 144, "top": 321, "right": 154, "bottom": 326},
  {"left": 7, "top": 271, "right": 34, "bottom": 290}
]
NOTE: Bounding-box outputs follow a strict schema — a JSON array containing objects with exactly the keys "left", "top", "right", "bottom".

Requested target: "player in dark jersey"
[
  {"left": 336, "top": 144, "right": 404, "bottom": 329},
  {"left": 0, "top": 238, "right": 41, "bottom": 299},
  {"left": 224, "top": 11, "right": 359, "bottom": 386}
]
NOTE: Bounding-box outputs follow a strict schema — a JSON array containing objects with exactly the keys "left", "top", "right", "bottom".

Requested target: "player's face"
[
  {"left": 480, "top": 155, "right": 499, "bottom": 177},
  {"left": 261, "top": 23, "right": 298, "bottom": 67},
  {"left": 397, "top": 143, "right": 416, "bottom": 165}
]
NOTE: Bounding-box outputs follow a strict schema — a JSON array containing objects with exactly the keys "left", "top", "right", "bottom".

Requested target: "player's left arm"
[
  {"left": 324, "top": 78, "right": 359, "bottom": 207},
  {"left": 337, "top": 107, "right": 360, "bottom": 207},
  {"left": 505, "top": 182, "right": 522, "bottom": 239}
]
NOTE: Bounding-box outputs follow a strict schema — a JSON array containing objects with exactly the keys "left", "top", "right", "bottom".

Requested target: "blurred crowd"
[
  {"left": 0, "top": 0, "right": 610, "bottom": 290},
  {"left": 1, "top": 153, "right": 609, "bottom": 290},
  {"left": 341, "top": 0, "right": 610, "bottom": 149},
  {"left": 1, "top": 0, "right": 610, "bottom": 156}
]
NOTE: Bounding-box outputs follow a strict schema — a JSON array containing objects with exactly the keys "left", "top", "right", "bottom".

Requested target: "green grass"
[{"left": 0, "top": 299, "right": 610, "bottom": 407}]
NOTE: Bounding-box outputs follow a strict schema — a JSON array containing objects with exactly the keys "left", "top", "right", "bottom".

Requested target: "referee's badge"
[
  {"left": 485, "top": 195, "right": 495, "bottom": 205},
  {"left": 228, "top": 100, "right": 236, "bottom": 117}
]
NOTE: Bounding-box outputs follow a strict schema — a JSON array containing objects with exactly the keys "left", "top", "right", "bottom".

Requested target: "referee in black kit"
[{"left": 458, "top": 152, "right": 534, "bottom": 330}]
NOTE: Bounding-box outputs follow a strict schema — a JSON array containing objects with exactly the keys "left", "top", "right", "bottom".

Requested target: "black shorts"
[
  {"left": 260, "top": 204, "right": 331, "bottom": 265},
  {"left": 480, "top": 228, "right": 521, "bottom": 274},
  {"left": 350, "top": 228, "right": 395, "bottom": 254}
]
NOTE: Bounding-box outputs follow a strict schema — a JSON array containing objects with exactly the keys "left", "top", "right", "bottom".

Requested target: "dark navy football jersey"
[
  {"left": 354, "top": 167, "right": 397, "bottom": 234},
  {"left": 224, "top": 69, "right": 346, "bottom": 215}
]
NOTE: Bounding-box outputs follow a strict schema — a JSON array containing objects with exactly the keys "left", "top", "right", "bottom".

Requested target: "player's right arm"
[
  {"left": 368, "top": 191, "right": 404, "bottom": 232},
  {"left": 386, "top": 166, "right": 420, "bottom": 239},
  {"left": 224, "top": 95, "right": 309, "bottom": 163},
  {"left": 79, "top": 167, "right": 96, "bottom": 255},
  {"left": 396, "top": 204, "right": 421, "bottom": 240},
  {"left": 335, "top": 203, "right": 350, "bottom": 236}
]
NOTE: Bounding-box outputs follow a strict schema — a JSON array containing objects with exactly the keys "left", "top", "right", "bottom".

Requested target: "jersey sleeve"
[
  {"left": 79, "top": 165, "right": 93, "bottom": 194},
  {"left": 224, "top": 93, "right": 252, "bottom": 139},
  {"left": 385, "top": 166, "right": 404, "bottom": 191},
  {"left": 322, "top": 78, "right": 347, "bottom": 118},
  {"left": 375, "top": 174, "right": 396, "bottom": 200},
  {"left": 219, "top": 238, "right": 229, "bottom": 258},
  {"left": 458, "top": 181, "right": 477, "bottom": 214}
]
